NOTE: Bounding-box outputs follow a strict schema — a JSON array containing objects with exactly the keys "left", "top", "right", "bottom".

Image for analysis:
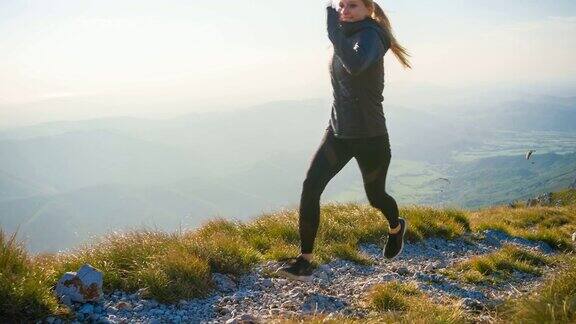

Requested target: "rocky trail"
[{"left": 45, "top": 230, "right": 556, "bottom": 324}]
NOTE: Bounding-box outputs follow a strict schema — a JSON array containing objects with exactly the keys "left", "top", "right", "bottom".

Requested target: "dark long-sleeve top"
[{"left": 326, "top": 6, "right": 391, "bottom": 138}]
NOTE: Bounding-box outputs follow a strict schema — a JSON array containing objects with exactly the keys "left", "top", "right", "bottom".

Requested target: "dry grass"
[
  {"left": 468, "top": 193, "right": 576, "bottom": 252},
  {"left": 365, "top": 281, "right": 468, "bottom": 323},
  {"left": 442, "top": 244, "right": 551, "bottom": 284},
  {"left": 0, "top": 229, "right": 61, "bottom": 321},
  {"left": 3, "top": 188, "right": 575, "bottom": 321},
  {"left": 498, "top": 255, "right": 576, "bottom": 323}
]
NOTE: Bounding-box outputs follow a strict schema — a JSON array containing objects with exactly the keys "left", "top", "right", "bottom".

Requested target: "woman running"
[{"left": 276, "top": 0, "right": 412, "bottom": 281}]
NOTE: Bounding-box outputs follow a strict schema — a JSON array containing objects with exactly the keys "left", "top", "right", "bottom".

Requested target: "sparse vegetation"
[
  {"left": 468, "top": 201, "right": 576, "bottom": 251},
  {"left": 1, "top": 189, "right": 575, "bottom": 322},
  {"left": 399, "top": 205, "right": 470, "bottom": 241},
  {"left": 136, "top": 247, "right": 213, "bottom": 303},
  {"left": 0, "top": 230, "right": 61, "bottom": 321},
  {"left": 498, "top": 255, "right": 576, "bottom": 323},
  {"left": 442, "top": 245, "right": 551, "bottom": 284},
  {"left": 551, "top": 189, "right": 576, "bottom": 206},
  {"left": 365, "top": 281, "right": 467, "bottom": 323},
  {"left": 276, "top": 282, "right": 469, "bottom": 324}
]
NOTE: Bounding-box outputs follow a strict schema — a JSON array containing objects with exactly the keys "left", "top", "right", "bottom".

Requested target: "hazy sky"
[{"left": 1, "top": 0, "right": 575, "bottom": 125}]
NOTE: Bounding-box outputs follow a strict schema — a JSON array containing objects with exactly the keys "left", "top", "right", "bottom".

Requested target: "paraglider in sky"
[
  {"left": 437, "top": 177, "right": 451, "bottom": 184},
  {"left": 525, "top": 150, "right": 535, "bottom": 164},
  {"left": 431, "top": 177, "right": 451, "bottom": 193}
]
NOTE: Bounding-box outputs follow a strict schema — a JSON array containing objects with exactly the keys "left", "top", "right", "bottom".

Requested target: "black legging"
[{"left": 299, "top": 126, "right": 400, "bottom": 254}]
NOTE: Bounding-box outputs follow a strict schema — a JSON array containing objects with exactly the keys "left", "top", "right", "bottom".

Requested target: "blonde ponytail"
[{"left": 368, "top": 1, "right": 412, "bottom": 69}]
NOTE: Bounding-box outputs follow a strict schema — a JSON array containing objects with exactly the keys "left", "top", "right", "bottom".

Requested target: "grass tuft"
[
  {"left": 136, "top": 248, "right": 212, "bottom": 303},
  {"left": 0, "top": 229, "right": 60, "bottom": 321},
  {"left": 469, "top": 204, "right": 576, "bottom": 252},
  {"left": 186, "top": 231, "right": 262, "bottom": 275},
  {"left": 499, "top": 255, "right": 576, "bottom": 323},
  {"left": 368, "top": 281, "right": 421, "bottom": 311},
  {"left": 551, "top": 188, "right": 576, "bottom": 206},
  {"left": 46, "top": 230, "right": 180, "bottom": 293},
  {"left": 443, "top": 244, "right": 550, "bottom": 283},
  {"left": 400, "top": 206, "right": 470, "bottom": 241},
  {"left": 366, "top": 281, "right": 467, "bottom": 323}
]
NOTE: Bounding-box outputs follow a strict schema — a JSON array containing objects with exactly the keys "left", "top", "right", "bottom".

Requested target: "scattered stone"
[
  {"left": 144, "top": 299, "right": 159, "bottom": 308},
  {"left": 96, "top": 317, "right": 113, "bottom": 324},
  {"left": 260, "top": 278, "right": 273, "bottom": 288},
  {"left": 527, "top": 192, "right": 553, "bottom": 207},
  {"left": 323, "top": 312, "right": 337, "bottom": 322},
  {"left": 41, "top": 229, "right": 559, "bottom": 323},
  {"left": 78, "top": 303, "right": 94, "bottom": 314},
  {"left": 396, "top": 266, "right": 411, "bottom": 276},
  {"left": 59, "top": 294, "right": 72, "bottom": 307},
  {"left": 317, "top": 271, "right": 329, "bottom": 281},
  {"left": 225, "top": 313, "right": 259, "bottom": 324},
  {"left": 213, "top": 273, "right": 238, "bottom": 293},
  {"left": 302, "top": 294, "right": 345, "bottom": 313},
  {"left": 115, "top": 301, "right": 132, "bottom": 310},
  {"left": 55, "top": 264, "right": 103, "bottom": 303},
  {"left": 422, "top": 264, "right": 432, "bottom": 272},
  {"left": 461, "top": 298, "right": 485, "bottom": 311}
]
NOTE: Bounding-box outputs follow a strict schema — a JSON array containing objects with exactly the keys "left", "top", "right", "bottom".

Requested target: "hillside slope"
[{"left": 1, "top": 189, "right": 575, "bottom": 323}]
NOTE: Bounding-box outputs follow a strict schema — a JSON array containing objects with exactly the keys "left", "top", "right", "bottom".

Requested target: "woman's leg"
[
  {"left": 299, "top": 127, "right": 353, "bottom": 254},
  {"left": 353, "top": 132, "right": 400, "bottom": 228}
]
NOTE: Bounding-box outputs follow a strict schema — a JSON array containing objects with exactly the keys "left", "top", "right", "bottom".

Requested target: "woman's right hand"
[{"left": 326, "top": 4, "right": 341, "bottom": 29}]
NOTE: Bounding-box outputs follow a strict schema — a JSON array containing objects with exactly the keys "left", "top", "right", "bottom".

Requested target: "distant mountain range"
[
  {"left": 439, "top": 152, "right": 576, "bottom": 208},
  {"left": 441, "top": 95, "right": 576, "bottom": 132},
  {"left": 0, "top": 95, "right": 574, "bottom": 253}
]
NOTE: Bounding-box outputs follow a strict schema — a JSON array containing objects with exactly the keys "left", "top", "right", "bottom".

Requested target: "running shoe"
[
  {"left": 274, "top": 255, "right": 314, "bottom": 282},
  {"left": 384, "top": 218, "right": 407, "bottom": 259}
]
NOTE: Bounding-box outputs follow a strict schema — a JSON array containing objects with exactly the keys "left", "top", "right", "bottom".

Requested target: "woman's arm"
[{"left": 326, "top": 6, "right": 386, "bottom": 76}]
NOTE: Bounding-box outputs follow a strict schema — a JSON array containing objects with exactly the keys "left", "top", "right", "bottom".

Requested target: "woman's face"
[{"left": 338, "top": 0, "right": 371, "bottom": 23}]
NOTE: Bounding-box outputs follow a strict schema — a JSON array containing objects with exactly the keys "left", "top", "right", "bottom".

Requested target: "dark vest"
[{"left": 328, "top": 17, "right": 391, "bottom": 138}]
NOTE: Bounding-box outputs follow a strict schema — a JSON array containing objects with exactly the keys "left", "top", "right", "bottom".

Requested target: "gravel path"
[{"left": 44, "top": 230, "right": 555, "bottom": 324}]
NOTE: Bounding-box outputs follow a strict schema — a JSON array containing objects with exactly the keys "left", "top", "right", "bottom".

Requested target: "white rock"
[
  {"left": 56, "top": 272, "right": 83, "bottom": 301},
  {"left": 55, "top": 264, "right": 103, "bottom": 303}
]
